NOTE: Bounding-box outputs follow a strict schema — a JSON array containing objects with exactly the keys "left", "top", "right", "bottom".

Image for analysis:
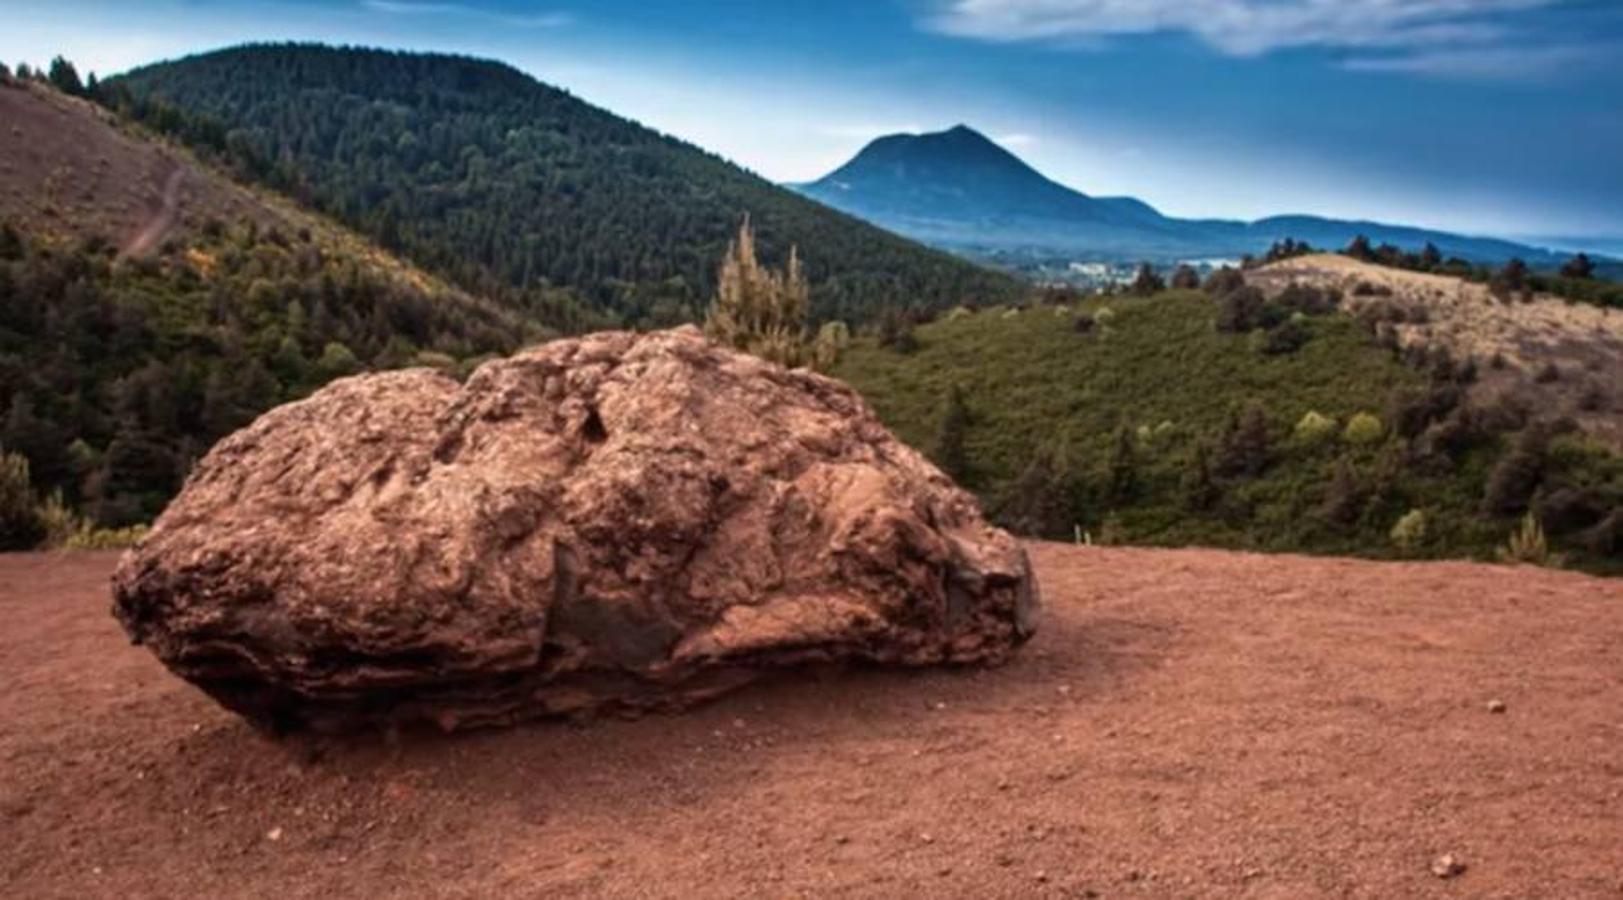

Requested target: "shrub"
[
  {"left": 1343, "top": 412, "right": 1385, "bottom": 446},
  {"left": 1259, "top": 318, "right": 1309, "bottom": 355},
  {"left": 877, "top": 309, "right": 918, "bottom": 353},
  {"left": 810, "top": 320, "right": 850, "bottom": 370},
  {"left": 1, "top": 446, "right": 44, "bottom": 550},
  {"left": 995, "top": 442, "right": 1076, "bottom": 538},
  {"left": 1582, "top": 510, "right": 1621, "bottom": 557},
  {"left": 1204, "top": 266, "right": 1245, "bottom": 295},
  {"left": 316, "top": 342, "right": 361, "bottom": 379},
  {"left": 1387, "top": 386, "right": 1461, "bottom": 440},
  {"left": 1129, "top": 263, "right": 1165, "bottom": 297},
  {"left": 1319, "top": 459, "right": 1366, "bottom": 526},
  {"left": 1171, "top": 264, "right": 1201, "bottom": 290},
  {"left": 933, "top": 385, "right": 971, "bottom": 485},
  {"left": 1180, "top": 442, "right": 1219, "bottom": 511},
  {"left": 1498, "top": 512, "right": 1557, "bottom": 567},
  {"left": 1276, "top": 283, "right": 1338, "bottom": 316},
  {"left": 36, "top": 490, "right": 148, "bottom": 550},
  {"left": 1532, "top": 486, "right": 1605, "bottom": 535},
  {"left": 1352, "top": 280, "right": 1392, "bottom": 297},
  {"left": 1215, "top": 404, "right": 1272, "bottom": 477},
  {"left": 1093, "top": 307, "right": 1116, "bottom": 329},
  {"left": 1560, "top": 253, "right": 1595, "bottom": 280},
  {"left": 1390, "top": 508, "right": 1428, "bottom": 553},
  {"left": 1215, "top": 286, "right": 1269, "bottom": 333},
  {"left": 1533, "top": 362, "right": 1560, "bottom": 384},
  {"left": 705, "top": 216, "right": 812, "bottom": 367},
  {"left": 1106, "top": 426, "right": 1138, "bottom": 502},
  {"left": 1293, "top": 411, "right": 1337, "bottom": 447},
  {"left": 1482, "top": 425, "right": 1549, "bottom": 515},
  {"left": 1072, "top": 313, "right": 1096, "bottom": 334}
]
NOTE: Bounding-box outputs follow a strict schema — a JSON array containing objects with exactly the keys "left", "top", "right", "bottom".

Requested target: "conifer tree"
[
  {"left": 47, "top": 56, "right": 84, "bottom": 96},
  {"left": 933, "top": 384, "right": 971, "bottom": 485},
  {"left": 1129, "top": 263, "right": 1165, "bottom": 297},
  {"left": 1106, "top": 425, "right": 1138, "bottom": 502},
  {"left": 1180, "top": 442, "right": 1219, "bottom": 511},
  {"left": 1560, "top": 253, "right": 1595, "bottom": 280}
]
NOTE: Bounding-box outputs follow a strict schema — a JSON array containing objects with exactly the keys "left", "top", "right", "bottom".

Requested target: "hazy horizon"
[{"left": 7, "top": 0, "right": 1623, "bottom": 244}]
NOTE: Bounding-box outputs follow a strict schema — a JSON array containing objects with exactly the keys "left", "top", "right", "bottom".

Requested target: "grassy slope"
[{"left": 837, "top": 291, "right": 1617, "bottom": 569}]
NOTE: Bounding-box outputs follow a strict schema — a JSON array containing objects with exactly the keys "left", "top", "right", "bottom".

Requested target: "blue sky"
[{"left": 7, "top": 0, "right": 1622, "bottom": 241}]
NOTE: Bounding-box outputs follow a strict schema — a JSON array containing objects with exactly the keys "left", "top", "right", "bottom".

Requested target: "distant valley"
[{"left": 793, "top": 125, "right": 1593, "bottom": 273}]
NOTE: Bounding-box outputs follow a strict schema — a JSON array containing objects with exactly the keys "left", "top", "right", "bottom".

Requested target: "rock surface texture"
[{"left": 112, "top": 327, "right": 1037, "bottom": 732}]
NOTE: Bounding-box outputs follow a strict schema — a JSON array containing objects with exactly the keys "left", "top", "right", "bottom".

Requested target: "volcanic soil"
[{"left": 1, "top": 545, "right": 1619, "bottom": 898}]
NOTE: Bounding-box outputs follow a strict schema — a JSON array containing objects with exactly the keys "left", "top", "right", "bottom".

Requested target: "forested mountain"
[
  {"left": 106, "top": 45, "right": 1023, "bottom": 330},
  {"left": 0, "top": 75, "right": 537, "bottom": 535},
  {"left": 796, "top": 126, "right": 1579, "bottom": 268}
]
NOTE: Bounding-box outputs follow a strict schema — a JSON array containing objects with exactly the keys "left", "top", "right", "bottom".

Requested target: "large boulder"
[{"left": 112, "top": 327, "right": 1037, "bottom": 733}]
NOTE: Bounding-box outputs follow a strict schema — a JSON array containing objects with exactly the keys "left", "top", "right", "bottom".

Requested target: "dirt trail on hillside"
[
  {"left": 119, "top": 161, "right": 185, "bottom": 259},
  {"left": 1, "top": 546, "right": 1619, "bottom": 898}
]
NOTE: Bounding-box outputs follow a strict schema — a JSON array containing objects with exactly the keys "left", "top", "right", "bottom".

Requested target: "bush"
[
  {"left": 933, "top": 385, "right": 972, "bottom": 485},
  {"left": 1390, "top": 508, "right": 1428, "bottom": 553},
  {"left": 1343, "top": 412, "right": 1385, "bottom": 446},
  {"left": 1482, "top": 425, "right": 1550, "bottom": 515},
  {"left": 1, "top": 446, "right": 45, "bottom": 550},
  {"left": 1259, "top": 318, "right": 1309, "bottom": 355},
  {"left": 36, "top": 490, "right": 149, "bottom": 549},
  {"left": 995, "top": 442, "right": 1076, "bottom": 538},
  {"left": 1171, "top": 264, "right": 1201, "bottom": 290},
  {"left": 1276, "top": 283, "right": 1338, "bottom": 316},
  {"left": 811, "top": 320, "right": 851, "bottom": 370},
  {"left": 1215, "top": 287, "right": 1270, "bottom": 333},
  {"left": 1215, "top": 404, "right": 1272, "bottom": 477},
  {"left": 1129, "top": 263, "right": 1165, "bottom": 297},
  {"left": 1180, "top": 442, "right": 1220, "bottom": 511},
  {"left": 705, "top": 217, "right": 812, "bottom": 367},
  {"left": 1498, "top": 512, "right": 1557, "bottom": 567},
  {"left": 1204, "top": 266, "right": 1246, "bottom": 295},
  {"left": 1319, "top": 459, "right": 1366, "bottom": 526},
  {"left": 1293, "top": 411, "right": 1337, "bottom": 447}
]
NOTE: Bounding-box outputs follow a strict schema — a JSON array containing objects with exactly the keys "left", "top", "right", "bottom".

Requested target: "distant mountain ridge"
[
  {"left": 794, "top": 126, "right": 1579, "bottom": 267},
  {"left": 107, "top": 46, "right": 1024, "bottom": 331}
]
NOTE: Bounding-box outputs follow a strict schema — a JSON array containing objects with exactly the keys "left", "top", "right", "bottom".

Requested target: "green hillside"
[
  {"left": 0, "top": 75, "right": 537, "bottom": 538},
  {"left": 834, "top": 290, "right": 1623, "bottom": 572},
  {"left": 106, "top": 44, "right": 1024, "bottom": 331}
]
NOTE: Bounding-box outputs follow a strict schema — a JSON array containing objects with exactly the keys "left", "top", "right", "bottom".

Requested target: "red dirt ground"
[{"left": 1, "top": 545, "right": 1619, "bottom": 898}]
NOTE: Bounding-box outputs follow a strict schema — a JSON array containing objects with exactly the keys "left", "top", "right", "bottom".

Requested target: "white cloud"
[
  {"left": 1341, "top": 43, "right": 1607, "bottom": 80},
  {"left": 926, "top": 0, "right": 1555, "bottom": 57},
  {"left": 361, "top": 0, "right": 573, "bottom": 29},
  {"left": 997, "top": 132, "right": 1037, "bottom": 147}
]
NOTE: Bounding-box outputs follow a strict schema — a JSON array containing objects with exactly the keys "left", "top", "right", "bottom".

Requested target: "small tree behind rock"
[
  {"left": 933, "top": 385, "right": 972, "bottom": 485},
  {"left": 705, "top": 215, "right": 811, "bottom": 368}
]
